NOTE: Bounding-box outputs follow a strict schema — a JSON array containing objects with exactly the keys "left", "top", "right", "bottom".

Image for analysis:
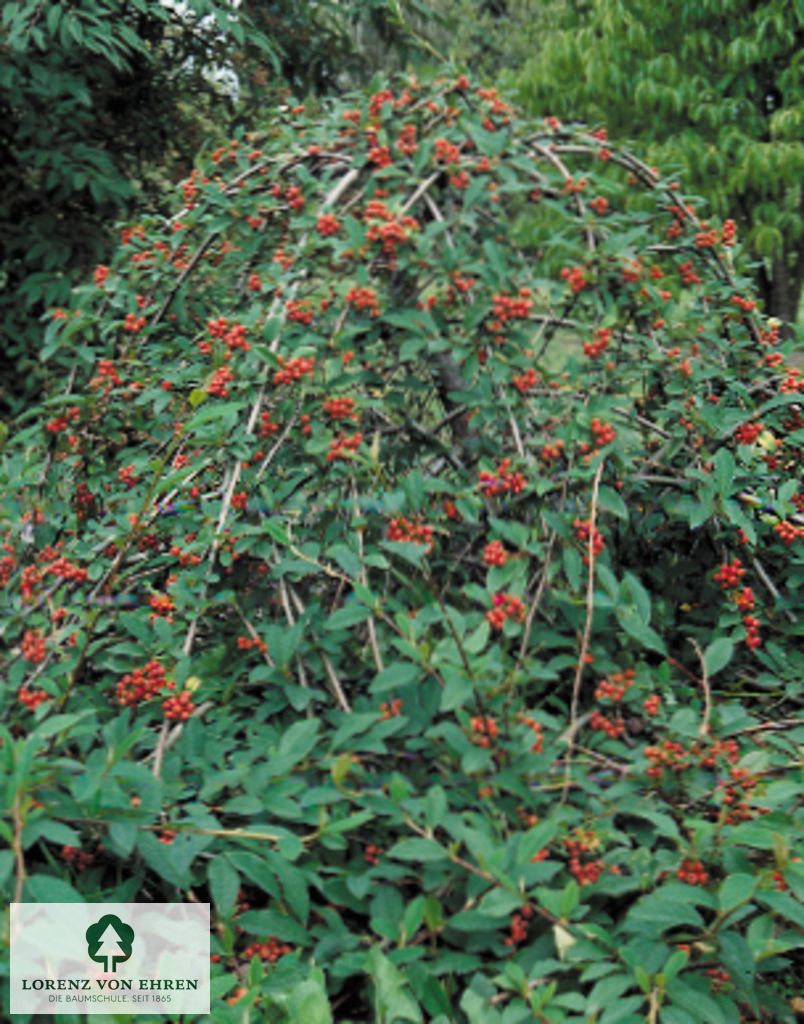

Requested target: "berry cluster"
[
  {"left": 679, "top": 261, "right": 702, "bottom": 285},
  {"left": 387, "top": 517, "right": 434, "bottom": 551},
  {"left": 346, "top": 287, "right": 380, "bottom": 315},
  {"left": 583, "top": 327, "right": 612, "bottom": 358},
  {"left": 94, "top": 360, "right": 123, "bottom": 392},
  {"left": 18, "top": 686, "right": 50, "bottom": 709},
  {"left": 327, "top": 432, "right": 363, "bottom": 462},
  {"left": 488, "top": 289, "right": 533, "bottom": 334},
  {"left": 734, "top": 421, "right": 763, "bottom": 445},
  {"left": 486, "top": 592, "right": 526, "bottom": 629},
  {"left": 368, "top": 144, "right": 392, "bottom": 168},
  {"left": 504, "top": 905, "right": 534, "bottom": 947},
  {"left": 434, "top": 137, "right": 461, "bottom": 164},
  {"left": 163, "top": 691, "right": 195, "bottom": 721},
  {"left": 61, "top": 845, "right": 96, "bottom": 869},
  {"left": 316, "top": 214, "right": 341, "bottom": 237},
  {"left": 148, "top": 593, "right": 175, "bottom": 622},
  {"left": 643, "top": 694, "right": 661, "bottom": 716},
  {"left": 676, "top": 858, "right": 709, "bottom": 885},
  {"left": 482, "top": 540, "right": 508, "bottom": 566},
  {"left": 273, "top": 356, "right": 315, "bottom": 386},
  {"left": 380, "top": 698, "right": 403, "bottom": 720},
  {"left": 644, "top": 740, "right": 691, "bottom": 779},
  {"left": 364, "top": 844, "right": 382, "bottom": 866},
  {"left": 116, "top": 660, "right": 171, "bottom": 708},
  {"left": 573, "top": 517, "right": 605, "bottom": 562},
  {"left": 560, "top": 265, "right": 589, "bottom": 293},
  {"left": 517, "top": 713, "right": 544, "bottom": 753},
  {"left": 470, "top": 716, "right": 499, "bottom": 748},
  {"left": 589, "top": 711, "right": 625, "bottom": 739},
  {"left": 774, "top": 520, "right": 804, "bottom": 546},
  {"left": 260, "top": 410, "right": 280, "bottom": 436},
  {"left": 286, "top": 299, "right": 315, "bottom": 325},
  {"left": 396, "top": 123, "right": 417, "bottom": 155},
  {"left": 366, "top": 213, "right": 419, "bottom": 258},
  {"left": 242, "top": 938, "right": 292, "bottom": 963},
  {"left": 564, "top": 834, "right": 604, "bottom": 886},
  {"left": 208, "top": 366, "right": 234, "bottom": 398},
  {"left": 478, "top": 459, "right": 526, "bottom": 497},
  {"left": 588, "top": 418, "right": 616, "bottom": 448},
  {"left": 237, "top": 635, "right": 268, "bottom": 654},
  {"left": 45, "top": 553, "right": 89, "bottom": 585},
  {"left": 323, "top": 396, "right": 359, "bottom": 421},
  {"left": 118, "top": 465, "right": 139, "bottom": 488},
  {"left": 21, "top": 628, "right": 46, "bottom": 664},
  {"left": 716, "top": 766, "right": 761, "bottom": 824},
  {"left": 713, "top": 558, "right": 746, "bottom": 589},
  {"left": 595, "top": 668, "right": 636, "bottom": 702},
  {"left": 713, "top": 558, "right": 761, "bottom": 648},
  {"left": 512, "top": 368, "right": 538, "bottom": 393},
  {"left": 540, "top": 439, "right": 564, "bottom": 464},
  {"left": 46, "top": 405, "right": 81, "bottom": 434}
]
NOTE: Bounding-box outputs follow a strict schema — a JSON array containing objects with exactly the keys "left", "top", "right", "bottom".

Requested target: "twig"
[
  {"left": 287, "top": 585, "right": 351, "bottom": 712},
  {"left": 401, "top": 171, "right": 440, "bottom": 214},
  {"left": 515, "top": 530, "right": 558, "bottom": 670},
  {"left": 751, "top": 556, "right": 797, "bottom": 623},
  {"left": 562, "top": 462, "right": 604, "bottom": 802},
  {"left": 353, "top": 480, "right": 384, "bottom": 674},
  {"left": 151, "top": 701, "right": 214, "bottom": 776},
  {"left": 12, "top": 794, "right": 27, "bottom": 903},
  {"left": 689, "top": 638, "right": 712, "bottom": 737}
]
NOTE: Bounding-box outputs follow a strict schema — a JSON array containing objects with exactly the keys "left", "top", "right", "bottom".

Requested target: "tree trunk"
[{"left": 756, "top": 254, "right": 803, "bottom": 335}]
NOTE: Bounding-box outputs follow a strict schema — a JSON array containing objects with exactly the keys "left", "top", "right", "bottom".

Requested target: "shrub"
[{"left": 1, "top": 72, "right": 802, "bottom": 1023}]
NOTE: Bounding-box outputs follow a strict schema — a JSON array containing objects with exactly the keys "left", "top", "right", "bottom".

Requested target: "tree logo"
[{"left": 85, "top": 915, "right": 134, "bottom": 973}]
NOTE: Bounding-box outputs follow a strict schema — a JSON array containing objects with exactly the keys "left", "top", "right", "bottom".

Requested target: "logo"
[
  {"left": 12, "top": 902, "right": 210, "bottom": 1015},
  {"left": 85, "top": 915, "right": 134, "bottom": 973}
]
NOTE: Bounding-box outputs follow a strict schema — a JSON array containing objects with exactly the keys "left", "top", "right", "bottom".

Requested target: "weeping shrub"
[{"left": 1, "top": 71, "right": 802, "bottom": 1023}]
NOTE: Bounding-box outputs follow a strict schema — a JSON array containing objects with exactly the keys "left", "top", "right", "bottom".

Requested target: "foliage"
[
  {"left": 1, "top": 72, "right": 803, "bottom": 1023},
  {"left": 512, "top": 0, "right": 804, "bottom": 325},
  {"left": 0, "top": 0, "right": 428, "bottom": 420},
  {"left": 423, "top": 0, "right": 562, "bottom": 82}
]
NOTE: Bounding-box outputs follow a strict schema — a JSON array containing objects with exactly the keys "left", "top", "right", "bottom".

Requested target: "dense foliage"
[
  {"left": 1, "top": 72, "right": 803, "bottom": 1022},
  {"left": 513, "top": 0, "right": 804, "bottom": 325}
]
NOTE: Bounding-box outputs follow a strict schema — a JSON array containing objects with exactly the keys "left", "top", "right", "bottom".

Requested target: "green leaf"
[
  {"left": 477, "top": 888, "right": 522, "bottom": 917},
  {"left": 238, "top": 910, "right": 309, "bottom": 944},
  {"left": 371, "top": 662, "right": 420, "bottom": 693},
  {"left": 617, "top": 608, "right": 666, "bottom": 654},
  {"left": 718, "top": 931, "right": 755, "bottom": 988},
  {"left": 624, "top": 896, "right": 704, "bottom": 932},
  {"left": 366, "top": 946, "right": 423, "bottom": 1023},
  {"left": 279, "top": 718, "right": 320, "bottom": 762},
  {"left": 208, "top": 857, "right": 240, "bottom": 918},
  {"left": 387, "top": 838, "right": 449, "bottom": 863},
  {"left": 285, "top": 978, "right": 333, "bottom": 1024},
  {"left": 325, "top": 602, "right": 372, "bottom": 630},
  {"left": 713, "top": 448, "right": 735, "bottom": 496},
  {"left": 718, "top": 873, "right": 755, "bottom": 913},
  {"left": 25, "top": 874, "right": 85, "bottom": 902},
  {"left": 704, "top": 637, "right": 735, "bottom": 678}
]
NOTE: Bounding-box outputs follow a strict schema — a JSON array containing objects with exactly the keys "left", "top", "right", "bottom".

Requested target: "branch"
[{"left": 562, "top": 462, "right": 604, "bottom": 802}]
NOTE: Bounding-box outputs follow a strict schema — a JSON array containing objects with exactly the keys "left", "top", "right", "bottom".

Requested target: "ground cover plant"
[{"left": 1, "top": 71, "right": 802, "bottom": 1023}]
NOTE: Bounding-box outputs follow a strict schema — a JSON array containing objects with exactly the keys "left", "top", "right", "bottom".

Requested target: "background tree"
[{"left": 512, "top": 0, "right": 804, "bottom": 326}]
